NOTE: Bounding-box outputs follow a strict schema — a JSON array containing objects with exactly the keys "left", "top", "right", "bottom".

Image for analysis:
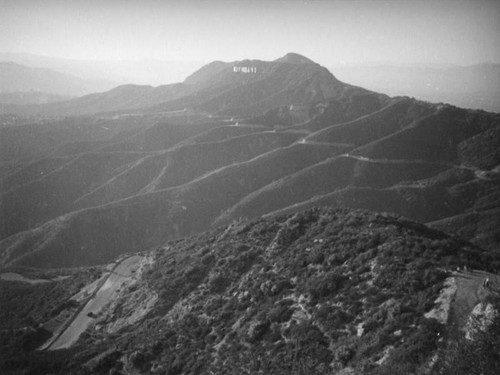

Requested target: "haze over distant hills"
[
  {"left": 332, "top": 63, "right": 500, "bottom": 113},
  {"left": 0, "top": 52, "right": 203, "bottom": 86},
  {"left": 0, "top": 61, "right": 117, "bottom": 99}
]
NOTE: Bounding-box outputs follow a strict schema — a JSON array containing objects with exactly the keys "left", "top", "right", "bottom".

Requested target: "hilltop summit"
[
  {"left": 275, "top": 52, "right": 317, "bottom": 65},
  {"left": 5, "top": 53, "right": 367, "bottom": 118}
]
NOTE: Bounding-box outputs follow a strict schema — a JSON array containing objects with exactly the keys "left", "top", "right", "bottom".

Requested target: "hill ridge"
[{"left": 0, "top": 53, "right": 499, "bottom": 269}]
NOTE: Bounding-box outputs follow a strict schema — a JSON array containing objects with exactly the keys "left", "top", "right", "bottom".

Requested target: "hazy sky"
[{"left": 1, "top": 0, "right": 500, "bottom": 66}]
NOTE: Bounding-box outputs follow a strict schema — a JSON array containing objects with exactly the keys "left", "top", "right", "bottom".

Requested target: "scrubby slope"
[
  {"left": 429, "top": 207, "right": 500, "bottom": 252},
  {"left": 74, "top": 131, "right": 301, "bottom": 208},
  {"left": 353, "top": 105, "right": 500, "bottom": 164},
  {"left": 0, "top": 151, "right": 150, "bottom": 240},
  {"left": 215, "top": 155, "right": 450, "bottom": 226},
  {"left": 0, "top": 116, "right": 143, "bottom": 166},
  {"left": 262, "top": 166, "right": 494, "bottom": 222},
  {"left": 0, "top": 142, "right": 342, "bottom": 268},
  {"left": 3, "top": 208, "right": 499, "bottom": 374},
  {"left": 305, "top": 97, "right": 436, "bottom": 146}
]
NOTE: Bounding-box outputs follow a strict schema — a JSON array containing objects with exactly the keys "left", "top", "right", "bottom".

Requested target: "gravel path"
[{"left": 450, "top": 269, "right": 500, "bottom": 329}]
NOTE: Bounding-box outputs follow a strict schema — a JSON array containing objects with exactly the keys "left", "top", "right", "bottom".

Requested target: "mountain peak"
[{"left": 275, "top": 52, "right": 316, "bottom": 65}]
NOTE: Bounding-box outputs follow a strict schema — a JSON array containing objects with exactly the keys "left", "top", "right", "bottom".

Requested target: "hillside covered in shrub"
[{"left": 3, "top": 208, "right": 499, "bottom": 374}]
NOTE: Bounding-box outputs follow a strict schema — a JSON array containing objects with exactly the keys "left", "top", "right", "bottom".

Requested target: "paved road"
[{"left": 45, "top": 255, "right": 142, "bottom": 350}]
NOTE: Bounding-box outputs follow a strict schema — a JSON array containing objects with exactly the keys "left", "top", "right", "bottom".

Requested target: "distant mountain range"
[
  {"left": 0, "top": 61, "right": 118, "bottom": 98},
  {"left": 0, "top": 52, "right": 203, "bottom": 86},
  {"left": 0, "top": 91, "right": 70, "bottom": 105},
  {"left": 2, "top": 52, "right": 499, "bottom": 112},
  {"left": 0, "top": 52, "right": 381, "bottom": 118},
  {"left": 1, "top": 53, "right": 499, "bottom": 269}
]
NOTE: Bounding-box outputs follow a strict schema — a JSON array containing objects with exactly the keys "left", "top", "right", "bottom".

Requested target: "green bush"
[{"left": 307, "top": 270, "right": 347, "bottom": 301}]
